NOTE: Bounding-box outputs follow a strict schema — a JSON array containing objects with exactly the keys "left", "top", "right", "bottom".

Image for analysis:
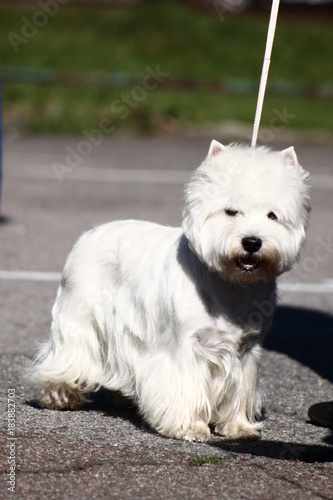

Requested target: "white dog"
[{"left": 31, "top": 141, "right": 311, "bottom": 442}]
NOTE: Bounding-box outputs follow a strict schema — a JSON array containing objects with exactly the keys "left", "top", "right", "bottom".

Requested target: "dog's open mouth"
[{"left": 236, "top": 254, "right": 260, "bottom": 273}]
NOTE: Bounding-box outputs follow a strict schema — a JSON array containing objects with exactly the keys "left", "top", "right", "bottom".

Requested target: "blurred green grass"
[{"left": 1, "top": 1, "right": 333, "bottom": 134}]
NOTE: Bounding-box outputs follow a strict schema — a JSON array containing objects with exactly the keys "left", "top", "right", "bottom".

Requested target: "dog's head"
[{"left": 182, "top": 141, "right": 311, "bottom": 283}]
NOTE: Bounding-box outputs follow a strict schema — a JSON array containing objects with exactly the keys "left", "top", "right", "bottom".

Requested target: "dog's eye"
[
  {"left": 267, "top": 211, "right": 278, "bottom": 221},
  {"left": 225, "top": 208, "right": 238, "bottom": 217}
]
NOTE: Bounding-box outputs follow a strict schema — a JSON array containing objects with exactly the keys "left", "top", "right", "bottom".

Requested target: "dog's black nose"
[{"left": 242, "top": 236, "right": 262, "bottom": 254}]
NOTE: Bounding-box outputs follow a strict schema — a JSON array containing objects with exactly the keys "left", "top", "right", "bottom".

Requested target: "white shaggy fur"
[{"left": 31, "top": 141, "right": 311, "bottom": 442}]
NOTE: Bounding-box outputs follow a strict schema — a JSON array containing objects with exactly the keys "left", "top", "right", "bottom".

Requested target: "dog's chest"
[{"left": 202, "top": 277, "right": 276, "bottom": 338}]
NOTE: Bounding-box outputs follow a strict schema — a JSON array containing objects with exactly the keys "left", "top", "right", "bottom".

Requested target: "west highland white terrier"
[{"left": 31, "top": 141, "right": 311, "bottom": 442}]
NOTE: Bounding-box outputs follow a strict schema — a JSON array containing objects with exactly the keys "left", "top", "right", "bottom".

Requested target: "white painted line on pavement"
[
  {"left": 0, "top": 270, "right": 332, "bottom": 293},
  {"left": 5, "top": 163, "right": 333, "bottom": 188},
  {"left": 310, "top": 175, "right": 333, "bottom": 190},
  {"left": 5, "top": 164, "right": 191, "bottom": 185},
  {"left": 0, "top": 270, "right": 62, "bottom": 282},
  {"left": 71, "top": 167, "right": 191, "bottom": 184},
  {"left": 279, "top": 281, "right": 333, "bottom": 293}
]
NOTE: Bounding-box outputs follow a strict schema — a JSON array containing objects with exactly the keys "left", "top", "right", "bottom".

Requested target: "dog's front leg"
[
  {"left": 136, "top": 348, "right": 212, "bottom": 442},
  {"left": 214, "top": 344, "right": 263, "bottom": 440}
]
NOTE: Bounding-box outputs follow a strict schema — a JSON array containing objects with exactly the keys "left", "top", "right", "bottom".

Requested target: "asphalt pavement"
[{"left": 0, "top": 133, "right": 332, "bottom": 499}]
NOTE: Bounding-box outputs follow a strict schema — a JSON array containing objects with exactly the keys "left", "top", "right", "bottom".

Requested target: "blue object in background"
[{"left": 0, "top": 76, "right": 2, "bottom": 216}]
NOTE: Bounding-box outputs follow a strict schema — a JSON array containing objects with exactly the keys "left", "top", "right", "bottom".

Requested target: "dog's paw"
[
  {"left": 182, "top": 421, "right": 211, "bottom": 443},
  {"left": 225, "top": 427, "right": 261, "bottom": 441},
  {"left": 215, "top": 421, "right": 262, "bottom": 441},
  {"left": 35, "top": 383, "right": 84, "bottom": 410}
]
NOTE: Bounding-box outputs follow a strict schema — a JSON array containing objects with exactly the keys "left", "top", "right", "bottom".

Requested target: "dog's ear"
[
  {"left": 208, "top": 140, "right": 225, "bottom": 157},
  {"left": 280, "top": 146, "right": 299, "bottom": 166}
]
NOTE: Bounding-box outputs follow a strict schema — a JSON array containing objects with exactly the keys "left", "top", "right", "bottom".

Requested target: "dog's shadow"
[
  {"left": 264, "top": 305, "right": 333, "bottom": 383},
  {"left": 210, "top": 435, "right": 333, "bottom": 463},
  {"left": 83, "top": 390, "right": 150, "bottom": 432},
  {"left": 27, "top": 390, "right": 147, "bottom": 432}
]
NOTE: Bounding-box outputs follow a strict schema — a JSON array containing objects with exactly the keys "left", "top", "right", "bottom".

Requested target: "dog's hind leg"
[
  {"left": 30, "top": 290, "right": 104, "bottom": 410},
  {"left": 136, "top": 349, "right": 212, "bottom": 442}
]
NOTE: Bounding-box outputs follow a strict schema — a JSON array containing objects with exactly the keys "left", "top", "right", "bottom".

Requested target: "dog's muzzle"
[{"left": 237, "top": 236, "right": 262, "bottom": 273}]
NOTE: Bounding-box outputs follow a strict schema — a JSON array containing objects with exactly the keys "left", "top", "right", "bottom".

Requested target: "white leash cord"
[{"left": 251, "top": 0, "right": 281, "bottom": 148}]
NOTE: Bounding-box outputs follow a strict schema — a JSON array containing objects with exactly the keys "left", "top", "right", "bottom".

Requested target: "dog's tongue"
[{"left": 237, "top": 254, "right": 260, "bottom": 272}]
